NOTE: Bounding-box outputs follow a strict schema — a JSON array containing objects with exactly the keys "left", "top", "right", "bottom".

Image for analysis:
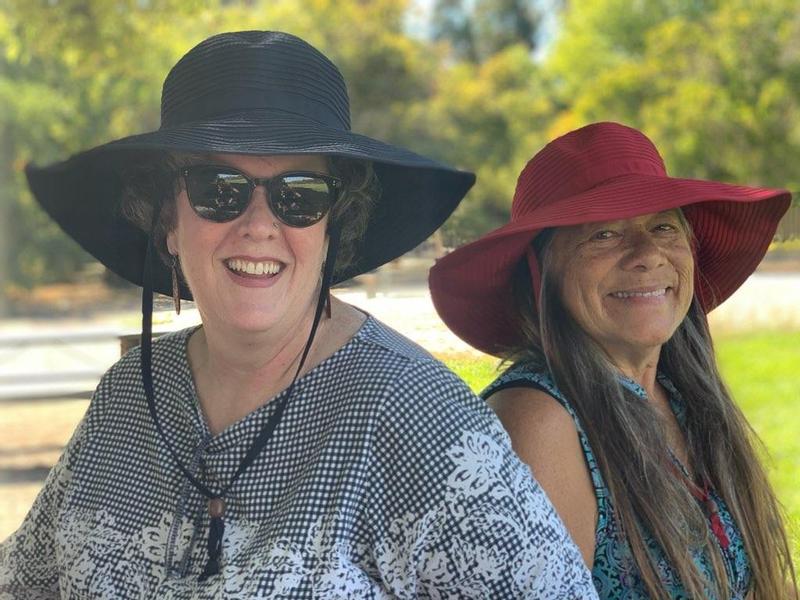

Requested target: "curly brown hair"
[{"left": 119, "top": 152, "right": 379, "bottom": 278}]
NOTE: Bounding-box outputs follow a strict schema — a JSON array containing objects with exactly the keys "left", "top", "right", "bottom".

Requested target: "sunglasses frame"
[{"left": 179, "top": 165, "right": 342, "bottom": 227}]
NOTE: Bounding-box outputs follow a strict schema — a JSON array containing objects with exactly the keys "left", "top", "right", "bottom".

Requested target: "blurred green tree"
[
  {"left": 2, "top": 0, "right": 799, "bottom": 312},
  {"left": 545, "top": 0, "right": 800, "bottom": 190},
  {"left": 0, "top": 0, "right": 222, "bottom": 304},
  {"left": 394, "top": 44, "right": 556, "bottom": 244},
  {"left": 431, "top": 0, "right": 478, "bottom": 62},
  {"left": 472, "top": 0, "right": 540, "bottom": 58},
  {"left": 432, "top": 0, "right": 541, "bottom": 62},
  {"left": 0, "top": 0, "right": 441, "bottom": 311}
]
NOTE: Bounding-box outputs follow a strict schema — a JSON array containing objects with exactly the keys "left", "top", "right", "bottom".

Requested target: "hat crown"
[
  {"left": 511, "top": 122, "right": 667, "bottom": 219},
  {"left": 160, "top": 31, "right": 351, "bottom": 130}
]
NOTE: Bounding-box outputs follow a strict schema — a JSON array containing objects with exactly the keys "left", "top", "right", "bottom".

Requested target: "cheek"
[
  {"left": 564, "top": 250, "right": 604, "bottom": 292},
  {"left": 169, "top": 200, "right": 227, "bottom": 275},
  {"left": 674, "top": 247, "right": 695, "bottom": 294},
  {"left": 680, "top": 260, "right": 695, "bottom": 311},
  {"left": 285, "top": 223, "right": 328, "bottom": 266}
]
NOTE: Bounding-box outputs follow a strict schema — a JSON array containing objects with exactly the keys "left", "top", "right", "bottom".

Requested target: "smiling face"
[
  {"left": 166, "top": 153, "right": 330, "bottom": 335},
  {"left": 548, "top": 210, "right": 695, "bottom": 366}
]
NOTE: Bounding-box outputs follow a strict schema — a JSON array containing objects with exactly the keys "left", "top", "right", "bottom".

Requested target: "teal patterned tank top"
[{"left": 483, "top": 365, "right": 751, "bottom": 599}]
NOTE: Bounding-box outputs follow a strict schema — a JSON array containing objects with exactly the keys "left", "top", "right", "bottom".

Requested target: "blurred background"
[{"left": 0, "top": 0, "right": 798, "bottom": 559}]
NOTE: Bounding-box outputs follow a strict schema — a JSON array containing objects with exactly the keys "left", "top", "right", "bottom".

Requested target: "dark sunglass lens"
[
  {"left": 186, "top": 168, "right": 250, "bottom": 222},
  {"left": 271, "top": 176, "right": 333, "bottom": 227}
]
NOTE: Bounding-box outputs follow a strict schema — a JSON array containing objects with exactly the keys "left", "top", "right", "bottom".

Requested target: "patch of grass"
[
  {"left": 714, "top": 331, "right": 800, "bottom": 563},
  {"left": 441, "top": 352, "right": 503, "bottom": 393},
  {"left": 440, "top": 329, "right": 800, "bottom": 563}
]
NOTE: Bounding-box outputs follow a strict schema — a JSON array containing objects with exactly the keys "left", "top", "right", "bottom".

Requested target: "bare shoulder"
[
  {"left": 488, "top": 385, "right": 598, "bottom": 567},
  {"left": 487, "top": 385, "right": 586, "bottom": 481},
  {"left": 488, "top": 386, "right": 579, "bottom": 451}
]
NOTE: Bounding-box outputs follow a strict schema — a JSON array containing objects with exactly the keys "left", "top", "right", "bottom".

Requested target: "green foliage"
[
  {"left": 0, "top": 0, "right": 435, "bottom": 291},
  {"left": 431, "top": 0, "right": 478, "bottom": 62},
  {"left": 442, "top": 328, "right": 800, "bottom": 561},
  {"left": 432, "top": 0, "right": 541, "bottom": 62},
  {"left": 545, "top": 0, "right": 800, "bottom": 189},
  {"left": 1, "top": 0, "right": 222, "bottom": 288},
  {"left": 3, "top": 0, "right": 800, "bottom": 297},
  {"left": 400, "top": 45, "right": 555, "bottom": 243}
]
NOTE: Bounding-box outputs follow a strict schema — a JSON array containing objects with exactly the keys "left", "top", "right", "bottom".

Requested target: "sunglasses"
[{"left": 180, "top": 165, "right": 342, "bottom": 227}]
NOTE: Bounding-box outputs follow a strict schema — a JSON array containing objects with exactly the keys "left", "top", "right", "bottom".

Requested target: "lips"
[
  {"left": 609, "top": 287, "right": 669, "bottom": 299},
  {"left": 224, "top": 258, "right": 283, "bottom": 277}
]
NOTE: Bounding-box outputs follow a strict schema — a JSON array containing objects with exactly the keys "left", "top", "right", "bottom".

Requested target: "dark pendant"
[{"left": 199, "top": 499, "right": 226, "bottom": 581}]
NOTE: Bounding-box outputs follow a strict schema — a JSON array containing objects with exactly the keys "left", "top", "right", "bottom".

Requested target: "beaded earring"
[{"left": 170, "top": 254, "right": 181, "bottom": 315}]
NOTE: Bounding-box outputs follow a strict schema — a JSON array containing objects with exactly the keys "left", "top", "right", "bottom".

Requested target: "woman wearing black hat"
[
  {"left": 430, "top": 122, "right": 797, "bottom": 599},
  {"left": 0, "top": 32, "right": 596, "bottom": 598}
]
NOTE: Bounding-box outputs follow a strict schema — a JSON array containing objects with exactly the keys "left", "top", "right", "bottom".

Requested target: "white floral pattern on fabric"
[
  {"left": 446, "top": 430, "right": 507, "bottom": 498},
  {"left": 1, "top": 317, "right": 597, "bottom": 599}
]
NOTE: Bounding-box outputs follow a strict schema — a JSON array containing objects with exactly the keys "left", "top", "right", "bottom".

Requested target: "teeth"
[
  {"left": 611, "top": 288, "right": 667, "bottom": 299},
  {"left": 226, "top": 259, "right": 281, "bottom": 276}
]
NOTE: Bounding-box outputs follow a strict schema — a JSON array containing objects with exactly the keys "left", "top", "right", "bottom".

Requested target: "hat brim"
[
  {"left": 27, "top": 109, "right": 475, "bottom": 299},
  {"left": 429, "top": 173, "right": 791, "bottom": 356}
]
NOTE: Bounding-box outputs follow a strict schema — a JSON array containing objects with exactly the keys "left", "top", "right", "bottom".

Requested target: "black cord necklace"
[{"left": 140, "top": 222, "right": 341, "bottom": 581}]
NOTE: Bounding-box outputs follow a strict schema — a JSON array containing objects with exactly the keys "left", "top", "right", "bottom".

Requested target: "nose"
[
  {"left": 236, "top": 184, "right": 278, "bottom": 238},
  {"left": 619, "top": 230, "right": 665, "bottom": 271}
]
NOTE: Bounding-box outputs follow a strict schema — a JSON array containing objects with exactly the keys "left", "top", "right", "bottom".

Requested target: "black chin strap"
[{"left": 140, "top": 221, "right": 342, "bottom": 581}]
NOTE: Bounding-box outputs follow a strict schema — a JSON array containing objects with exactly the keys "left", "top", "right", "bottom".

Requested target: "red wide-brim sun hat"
[{"left": 429, "top": 122, "right": 791, "bottom": 357}]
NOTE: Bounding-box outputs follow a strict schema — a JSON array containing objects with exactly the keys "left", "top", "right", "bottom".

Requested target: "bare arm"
[{"left": 489, "top": 386, "right": 598, "bottom": 568}]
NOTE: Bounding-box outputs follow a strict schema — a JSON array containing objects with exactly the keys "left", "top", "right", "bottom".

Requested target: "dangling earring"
[{"left": 171, "top": 254, "right": 181, "bottom": 315}]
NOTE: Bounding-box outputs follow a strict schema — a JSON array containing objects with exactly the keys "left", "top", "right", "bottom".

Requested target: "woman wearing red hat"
[{"left": 430, "top": 122, "right": 797, "bottom": 599}]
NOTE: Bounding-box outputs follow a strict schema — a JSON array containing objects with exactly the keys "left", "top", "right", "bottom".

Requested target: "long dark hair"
[{"left": 505, "top": 228, "right": 796, "bottom": 599}]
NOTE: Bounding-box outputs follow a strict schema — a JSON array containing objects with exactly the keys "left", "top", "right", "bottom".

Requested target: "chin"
[
  {"left": 227, "top": 313, "right": 282, "bottom": 333},
  {"left": 629, "top": 327, "right": 677, "bottom": 349},
  {"left": 608, "top": 324, "right": 677, "bottom": 356},
  {"left": 199, "top": 304, "right": 283, "bottom": 334}
]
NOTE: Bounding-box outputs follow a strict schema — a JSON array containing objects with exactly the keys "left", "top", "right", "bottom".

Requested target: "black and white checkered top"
[{"left": 0, "top": 316, "right": 596, "bottom": 599}]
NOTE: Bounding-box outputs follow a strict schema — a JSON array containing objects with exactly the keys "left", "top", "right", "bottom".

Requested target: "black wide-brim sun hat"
[{"left": 26, "top": 30, "right": 475, "bottom": 299}]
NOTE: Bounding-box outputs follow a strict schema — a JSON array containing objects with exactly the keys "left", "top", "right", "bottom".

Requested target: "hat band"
[{"left": 161, "top": 87, "right": 350, "bottom": 130}]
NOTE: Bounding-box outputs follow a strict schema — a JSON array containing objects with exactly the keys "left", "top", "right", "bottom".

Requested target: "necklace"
[{"left": 140, "top": 222, "right": 341, "bottom": 580}]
